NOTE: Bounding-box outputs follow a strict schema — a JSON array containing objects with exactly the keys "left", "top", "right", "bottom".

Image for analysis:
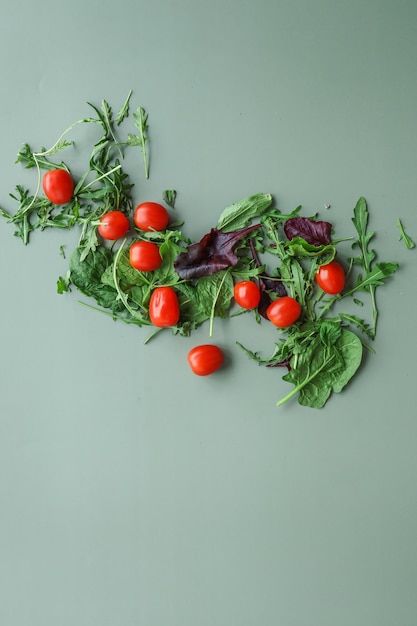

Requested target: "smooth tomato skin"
[
  {"left": 149, "top": 286, "right": 180, "bottom": 327},
  {"left": 129, "top": 241, "right": 162, "bottom": 271},
  {"left": 316, "top": 261, "right": 345, "bottom": 295},
  {"left": 266, "top": 296, "right": 302, "bottom": 328},
  {"left": 42, "top": 169, "right": 74, "bottom": 204},
  {"left": 233, "top": 280, "right": 261, "bottom": 310},
  {"left": 187, "top": 344, "right": 224, "bottom": 376},
  {"left": 134, "top": 202, "right": 169, "bottom": 232},
  {"left": 97, "top": 211, "right": 130, "bottom": 240}
]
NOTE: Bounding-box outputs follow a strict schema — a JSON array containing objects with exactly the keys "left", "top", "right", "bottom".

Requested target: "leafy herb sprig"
[{"left": 0, "top": 91, "right": 149, "bottom": 253}]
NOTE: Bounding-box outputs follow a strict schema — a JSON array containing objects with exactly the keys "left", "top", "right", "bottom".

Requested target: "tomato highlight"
[
  {"left": 233, "top": 280, "right": 261, "bottom": 310},
  {"left": 129, "top": 240, "right": 162, "bottom": 272},
  {"left": 266, "top": 296, "right": 301, "bottom": 328},
  {"left": 134, "top": 201, "right": 169, "bottom": 232},
  {"left": 42, "top": 169, "right": 74, "bottom": 204},
  {"left": 187, "top": 344, "right": 224, "bottom": 376},
  {"left": 149, "top": 286, "right": 180, "bottom": 327},
  {"left": 316, "top": 261, "right": 345, "bottom": 294},
  {"left": 97, "top": 211, "right": 130, "bottom": 240}
]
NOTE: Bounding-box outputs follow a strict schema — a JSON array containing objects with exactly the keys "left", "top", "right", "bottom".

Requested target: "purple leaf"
[
  {"left": 284, "top": 217, "right": 333, "bottom": 246},
  {"left": 174, "top": 224, "right": 261, "bottom": 280}
]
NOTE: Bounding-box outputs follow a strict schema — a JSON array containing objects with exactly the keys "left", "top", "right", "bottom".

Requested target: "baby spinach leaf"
[
  {"left": 216, "top": 193, "right": 272, "bottom": 231},
  {"left": 279, "top": 328, "right": 363, "bottom": 408},
  {"left": 68, "top": 246, "right": 125, "bottom": 312}
]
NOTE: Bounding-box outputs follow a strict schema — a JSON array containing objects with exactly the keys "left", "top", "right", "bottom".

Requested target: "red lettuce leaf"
[
  {"left": 284, "top": 217, "right": 333, "bottom": 245},
  {"left": 174, "top": 224, "right": 261, "bottom": 280}
]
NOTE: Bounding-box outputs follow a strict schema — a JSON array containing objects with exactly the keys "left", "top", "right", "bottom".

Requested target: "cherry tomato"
[
  {"left": 316, "top": 261, "right": 345, "bottom": 295},
  {"left": 187, "top": 344, "right": 224, "bottom": 376},
  {"left": 129, "top": 241, "right": 162, "bottom": 272},
  {"left": 97, "top": 211, "right": 130, "bottom": 240},
  {"left": 42, "top": 169, "right": 74, "bottom": 204},
  {"left": 149, "top": 286, "right": 180, "bottom": 327},
  {"left": 266, "top": 296, "right": 301, "bottom": 328},
  {"left": 233, "top": 280, "right": 261, "bottom": 310},
  {"left": 134, "top": 201, "right": 169, "bottom": 232}
]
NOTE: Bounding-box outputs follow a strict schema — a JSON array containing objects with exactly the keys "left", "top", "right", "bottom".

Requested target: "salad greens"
[{"left": 0, "top": 92, "right": 404, "bottom": 408}]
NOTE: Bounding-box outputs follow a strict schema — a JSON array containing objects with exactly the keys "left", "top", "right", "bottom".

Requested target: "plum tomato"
[
  {"left": 316, "top": 261, "right": 345, "bottom": 295},
  {"left": 149, "top": 286, "right": 180, "bottom": 327},
  {"left": 129, "top": 240, "right": 162, "bottom": 272},
  {"left": 134, "top": 201, "right": 169, "bottom": 232},
  {"left": 97, "top": 211, "right": 130, "bottom": 240},
  {"left": 187, "top": 344, "right": 224, "bottom": 376},
  {"left": 233, "top": 280, "right": 261, "bottom": 310},
  {"left": 42, "top": 169, "right": 74, "bottom": 204},
  {"left": 266, "top": 296, "right": 301, "bottom": 328}
]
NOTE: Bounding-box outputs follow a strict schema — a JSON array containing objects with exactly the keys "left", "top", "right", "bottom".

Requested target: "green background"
[{"left": 1, "top": 1, "right": 416, "bottom": 624}]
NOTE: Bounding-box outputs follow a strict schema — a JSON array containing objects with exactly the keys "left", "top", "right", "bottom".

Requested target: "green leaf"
[
  {"left": 163, "top": 189, "right": 177, "bottom": 208},
  {"left": 196, "top": 270, "right": 234, "bottom": 318},
  {"left": 279, "top": 329, "right": 363, "bottom": 408},
  {"left": 285, "top": 237, "right": 336, "bottom": 262},
  {"left": 128, "top": 106, "right": 149, "bottom": 179},
  {"left": 68, "top": 246, "right": 125, "bottom": 312},
  {"left": 346, "top": 261, "right": 399, "bottom": 295},
  {"left": 116, "top": 90, "right": 132, "bottom": 125},
  {"left": 397, "top": 218, "right": 415, "bottom": 249},
  {"left": 216, "top": 193, "right": 272, "bottom": 232}
]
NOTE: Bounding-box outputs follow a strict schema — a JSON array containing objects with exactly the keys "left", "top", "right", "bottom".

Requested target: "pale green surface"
[{"left": 0, "top": 1, "right": 416, "bottom": 624}]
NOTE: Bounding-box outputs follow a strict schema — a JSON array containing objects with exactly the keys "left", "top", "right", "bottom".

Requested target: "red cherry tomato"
[
  {"left": 149, "top": 286, "right": 180, "bottom": 327},
  {"left": 134, "top": 202, "right": 169, "bottom": 232},
  {"left": 316, "top": 261, "right": 345, "bottom": 295},
  {"left": 187, "top": 344, "right": 224, "bottom": 376},
  {"left": 42, "top": 169, "right": 74, "bottom": 204},
  {"left": 129, "top": 241, "right": 162, "bottom": 272},
  {"left": 97, "top": 211, "right": 130, "bottom": 240},
  {"left": 266, "top": 296, "right": 301, "bottom": 328},
  {"left": 233, "top": 280, "right": 261, "bottom": 309}
]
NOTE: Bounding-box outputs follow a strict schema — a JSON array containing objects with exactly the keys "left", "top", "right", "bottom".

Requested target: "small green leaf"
[
  {"left": 163, "top": 189, "right": 177, "bottom": 208},
  {"left": 397, "top": 218, "right": 415, "bottom": 249},
  {"left": 116, "top": 90, "right": 132, "bottom": 125}
]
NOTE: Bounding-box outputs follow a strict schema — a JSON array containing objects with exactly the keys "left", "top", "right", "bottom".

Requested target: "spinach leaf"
[
  {"left": 279, "top": 328, "right": 363, "bottom": 408},
  {"left": 69, "top": 245, "right": 125, "bottom": 312},
  {"left": 216, "top": 193, "right": 272, "bottom": 231}
]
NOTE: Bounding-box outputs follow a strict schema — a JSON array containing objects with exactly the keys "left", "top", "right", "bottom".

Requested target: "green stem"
[{"left": 276, "top": 354, "right": 334, "bottom": 407}]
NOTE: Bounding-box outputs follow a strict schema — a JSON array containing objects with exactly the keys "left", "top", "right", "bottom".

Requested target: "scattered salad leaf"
[
  {"left": 127, "top": 106, "right": 149, "bottom": 179},
  {"left": 163, "top": 189, "right": 177, "bottom": 208},
  {"left": 173, "top": 223, "right": 261, "bottom": 280},
  {"left": 397, "top": 218, "right": 415, "bottom": 249},
  {"left": 283, "top": 216, "right": 333, "bottom": 245}
]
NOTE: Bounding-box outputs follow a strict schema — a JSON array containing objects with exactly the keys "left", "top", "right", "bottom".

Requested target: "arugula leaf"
[
  {"left": 163, "top": 189, "right": 177, "bottom": 208},
  {"left": 127, "top": 107, "right": 149, "bottom": 179},
  {"left": 397, "top": 218, "right": 415, "bottom": 249},
  {"left": 349, "top": 197, "right": 399, "bottom": 338},
  {"left": 116, "top": 90, "right": 132, "bottom": 125}
]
